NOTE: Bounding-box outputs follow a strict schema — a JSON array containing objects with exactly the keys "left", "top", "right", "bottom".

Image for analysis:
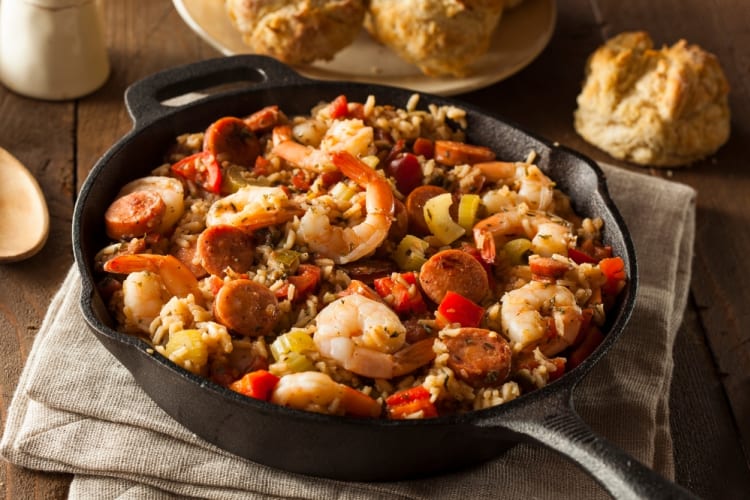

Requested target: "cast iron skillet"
[{"left": 73, "top": 55, "right": 694, "bottom": 499}]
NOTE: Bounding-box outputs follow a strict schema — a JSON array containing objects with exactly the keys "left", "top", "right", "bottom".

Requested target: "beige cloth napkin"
[{"left": 1, "top": 164, "right": 695, "bottom": 499}]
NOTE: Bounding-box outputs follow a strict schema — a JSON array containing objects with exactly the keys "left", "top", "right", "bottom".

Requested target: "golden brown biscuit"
[
  {"left": 225, "top": 0, "right": 366, "bottom": 65},
  {"left": 364, "top": 0, "right": 505, "bottom": 77},
  {"left": 574, "top": 31, "right": 730, "bottom": 167}
]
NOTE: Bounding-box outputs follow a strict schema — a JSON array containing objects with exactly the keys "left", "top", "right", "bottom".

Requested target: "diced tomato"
[
  {"left": 568, "top": 247, "right": 597, "bottom": 265},
  {"left": 386, "top": 386, "right": 437, "bottom": 419},
  {"left": 568, "top": 326, "right": 605, "bottom": 370},
  {"left": 253, "top": 155, "right": 271, "bottom": 176},
  {"left": 328, "top": 94, "right": 349, "bottom": 119},
  {"left": 547, "top": 357, "right": 567, "bottom": 382},
  {"left": 373, "top": 272, "right": 426, "bottom": 315},
  {"left": 599, "top": 256, "right": 626, "bottom": 295},
  {"left": 385, "top": 152, "right": 423, "bottom": 195},
  {"left": 275, "top": 264, "right": 321, "bottom": 301},
  {"left": 436, "top": 290, "right": 485, "bottom": 328},
  {"left": 229, "top": 369, "right": 279, "bottom": 401},
  {"left": 320, "top": 169, "right": 343, "bottom": 187},
  {"left": 290, "top": 170, "right": 311, "bottom": 191},
  {"left": 171, "top": 151, "right": 222, "bottom": 194},
  {"left": 412, "top": 137, "right": 434, "bottom": 159}
]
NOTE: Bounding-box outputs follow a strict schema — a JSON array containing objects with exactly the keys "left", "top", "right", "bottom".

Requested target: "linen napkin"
[{"left": 1, "top": 164, "right": 695, "bottom": 499}]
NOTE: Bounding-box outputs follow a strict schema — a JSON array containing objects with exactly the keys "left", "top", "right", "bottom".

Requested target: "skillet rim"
[{"left": 72, "top": 63, "right": 638, "bottom": 430}]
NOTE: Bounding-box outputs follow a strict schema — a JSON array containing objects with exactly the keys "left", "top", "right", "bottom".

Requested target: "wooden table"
[{"left": 1, "top": 0, "right": 748, "bottom": 497}]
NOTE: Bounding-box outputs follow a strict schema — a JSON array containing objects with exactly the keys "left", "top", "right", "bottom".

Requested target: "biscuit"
[
  {"left": 364, "top": 0, "right": 505, "bottom": 77},
  {"left": 225, "top": 0, "right": 366, "bottom": 66},
  {"left": 574, "top": 31, "right": 730, "bottom": 167}
]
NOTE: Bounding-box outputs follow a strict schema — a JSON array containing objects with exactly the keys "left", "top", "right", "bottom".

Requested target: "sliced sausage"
[
  {"left": 405, "top": 185, "right": 448, "bottom": 236},
  {"left": 170, "top": 239, "right": 208, "bottom": 279},
  {"left": 433, "top": 140, "right": 496, "bottom": 166},
  {"left": 204, "top": 117, "right": 260, "bottom": 167},
  {"left": 341, "top": 258, "right": 396, "bottom": 284},
  {"left": 418, "top": 249, "right": 488, "bottom": 304},
  {"left": 104, "top": 190, "right": 166, "bottom": 240},
  {"left": 387, "top": 198, "right": 409, "bottom": 242},
  {"left": 243, "top": 105, "right": 285, "bottom": 133},
  {"left": 214, "top": 279, "right": 279, "bottom": 336},
  {"left": 197, "top": 224, "right": 255, "bottom": 276},
  {"left": 443, "top": 328, "right": 511, "bottom": 388},
  {"left": 403, "top": 317, "right": 437, "bottom": 344}
]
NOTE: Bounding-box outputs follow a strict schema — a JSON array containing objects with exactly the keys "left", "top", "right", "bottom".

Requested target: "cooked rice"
[{"left": 96, "top": 93, "right": 623, "bottom": 419}]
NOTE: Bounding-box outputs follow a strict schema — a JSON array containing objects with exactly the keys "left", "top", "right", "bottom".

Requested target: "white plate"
[{"left": 173, "top": 0, "right": 556, "bottom": 96}]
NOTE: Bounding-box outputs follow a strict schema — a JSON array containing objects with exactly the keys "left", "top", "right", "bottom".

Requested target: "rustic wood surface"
[{"left": 1, "top": 0, "right": 748, "bottom": 497}]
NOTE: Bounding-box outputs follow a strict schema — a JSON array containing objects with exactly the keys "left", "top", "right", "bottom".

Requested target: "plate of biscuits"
[{"left": 173, "top": 0, "right": 556, "bottom": 96}]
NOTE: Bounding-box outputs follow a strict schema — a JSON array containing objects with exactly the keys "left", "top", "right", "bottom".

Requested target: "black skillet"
[{"left": 73, "top": 55, "right": 695, "bottom": 499}]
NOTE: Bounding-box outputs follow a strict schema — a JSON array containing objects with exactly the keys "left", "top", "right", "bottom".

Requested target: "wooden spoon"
[{"left": 0, "top": 147, "right": 49, "bottom": 262}]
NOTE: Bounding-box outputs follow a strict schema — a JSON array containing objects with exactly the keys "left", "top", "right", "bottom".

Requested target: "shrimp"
[
  {"left": 205, "top": 185, "right": 301, "bottom": 231},
  {"left": 272, "top": 119, "right": 374, "bottom": 172},
  {"left": 270, "top": 371, "right": 381, "bottom": 417},
  {"left": 297, "top": 151, "right": 394, "bottom": 265},
  {"left": 475, "top": 161, "right": 555, "bottom": 212},
  {"left": 117, "top": 270, "right": 168, "bottom": 333},
  {"left": 500, "top": 281, "right": 582, "bottom": 355},
  {"left": 472, "top": 204, "right": 573, "bottom": 263},
  {"left": 103, "top": 253, "right": 204, "bottom": 307},
  {"left": 313, "top": 294, "right": 435, "bottom": 379}
]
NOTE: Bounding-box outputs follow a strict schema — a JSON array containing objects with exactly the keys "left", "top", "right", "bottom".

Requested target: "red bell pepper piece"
[
  {"left": 599, "top": 256, "right": 626, "bottom": 295},
  {"left": 171, "top": 151, "right": 222, "bottom": 194},
  {"left": 436, "top": 290, "right": 484, "bottom": 328},
  {"left": 229, "top": 369, "right": 279, "bottom": 401},
  {"left": 386, "top": 386, "right": 437, "bottom": 419},
  {"left": 328, "top": 94, "right": 349, "bottom": 119},
  {"left": 373, "top": 272, "right": 426, "bottom": 315},
  {"left": 568, "top": 247, "right": 597, "bottom": 265}
]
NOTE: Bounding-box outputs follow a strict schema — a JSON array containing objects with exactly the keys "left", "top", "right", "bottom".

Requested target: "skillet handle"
[
  {"left": 124, "top": 55, "right": 308, "bottom": 128},
  {"left": 487, "top": 389, "right": 699, "bottom": 499}
]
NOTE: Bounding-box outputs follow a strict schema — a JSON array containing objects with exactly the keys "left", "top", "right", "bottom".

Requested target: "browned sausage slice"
[
  {"left": 418, "top": 249, "right": 488, "bottom": 304},
  {"left": 197, "top": 224, "right": 255, "bottom": 276},
  {"left": 443, "top": 327, "right": 511, "bottom": 388},
  {"left": 387, "top": 198, "right": 409, "bottom": 241},
  {"left": 214, "top": 279, "right": 279, "bottom": 336},
  {"left": 405, "top": 185, "right": 448, "bottom": 236},
  {"left": 434, "top": 141, "right": 496, "bottom": 166},
  {"left": 204, "top": 117, "right": 260, "bottom": 167},
  {"left": 104, "top": 190, "right": 166, "bottom": 240}
]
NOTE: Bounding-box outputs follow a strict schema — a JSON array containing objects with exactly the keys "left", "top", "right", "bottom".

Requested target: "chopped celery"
[
  {"left": 423, "top": 193, "right": 465, "bottom": 245},
  {"left": 361, "top": 155, "right": 380, "bottom": 169},
  {"left": 270, "top": 329, "right": 316, "bottom": 362},
  {"left": 457, "top": 194, "right": 480, "bottom": 230},
  {"left": 504, "top": 238, "right": 532, "bottom": 265},
  {"left": 284, "top": 352, "right": 315, "bottom": 373},
  {"left": 329, "top": 181, "right": 357, "bottom": 202},
  {"left": 394, "top": 234, "right": 430, "bottom": 271},
  {"left": 165, "top": 329, "right": 208, "bottom": 374}
]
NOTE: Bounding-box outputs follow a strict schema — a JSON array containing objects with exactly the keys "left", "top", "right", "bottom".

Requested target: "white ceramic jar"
[{"left": 0, "top": 0, "right": 110, "bottom": 100}]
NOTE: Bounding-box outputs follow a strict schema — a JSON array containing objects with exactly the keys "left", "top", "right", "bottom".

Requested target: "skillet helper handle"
[
  {"left": 124, "top": 55, "right": 307, "bottom": 129},
  {"left": 495, "top": 391, "right": 699, "bottom": 499}
]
